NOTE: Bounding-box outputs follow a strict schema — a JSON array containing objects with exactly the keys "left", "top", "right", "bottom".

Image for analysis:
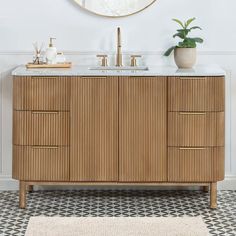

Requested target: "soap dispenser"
[{"left": 45, "top": 37, "right": 57, "bottom": 64}]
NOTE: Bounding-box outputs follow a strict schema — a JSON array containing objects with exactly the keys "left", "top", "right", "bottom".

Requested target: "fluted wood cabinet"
[{"left": 13, "top": 75, "right": 225, "bottom": 209}]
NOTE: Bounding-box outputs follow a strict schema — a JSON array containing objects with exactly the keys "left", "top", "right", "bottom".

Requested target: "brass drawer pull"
[
  {"left": 179, "top": 77, "right": 206, "bottom": 80},
  {"left": 32, "top": 77, "right": 57, "bottom": 79},
  {"left": 179, "top": 147, "right": 206, "bottom": 150},
  {"left": 81, "top": 77, "right": 107, "bottom": 79},
  {"left": 32, "top": 146, "right": 59, "bottom": 149},
  {"left": 179, "top": 112, "right": 206, "bottom": 115},
  {"left": 32, "top": 111, "right": 59, "bottom": 114}
]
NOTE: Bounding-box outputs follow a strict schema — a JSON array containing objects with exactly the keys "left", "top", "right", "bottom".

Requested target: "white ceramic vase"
[{"left": 174, "top": 47, "right": 197, "bottom": 69}]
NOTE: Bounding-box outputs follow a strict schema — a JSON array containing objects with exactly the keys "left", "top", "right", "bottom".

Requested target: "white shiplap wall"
[{"left": 0, "top": 0, "right": 235, "bottom": 190}]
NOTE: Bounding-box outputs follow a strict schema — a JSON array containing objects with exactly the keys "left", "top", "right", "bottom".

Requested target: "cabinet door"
[
  {"left": 119, "top": 77, "right": 167, "bottom": 182},
  {"left": 70, "top": 77, "right": 118, "bottom": 181}
]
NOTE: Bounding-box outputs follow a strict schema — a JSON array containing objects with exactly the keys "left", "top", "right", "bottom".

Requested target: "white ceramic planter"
[{"left": 174, "top": 48, "right": 197, "bottom": 69}]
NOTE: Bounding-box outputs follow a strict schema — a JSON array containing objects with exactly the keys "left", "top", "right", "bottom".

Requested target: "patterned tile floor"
[{"left": 0, "top": 190, "right": 235, "bottom": 235}]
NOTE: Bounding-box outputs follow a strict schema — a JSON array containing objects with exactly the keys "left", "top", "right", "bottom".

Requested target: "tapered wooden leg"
[
  {"left": 210, "top": 182, "right": 217, "bottom": 209},
  {"left": 27, "top": 185, "right": 33, "bottom": 193},
  {"left": 203, "top": 185, "right": 209, "bottom": 192},
  {"left": 19, "top": 181, "right": 26, "bottom": 209}
]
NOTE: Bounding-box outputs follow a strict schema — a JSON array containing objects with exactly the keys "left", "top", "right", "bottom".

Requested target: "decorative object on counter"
[
  {"left": 26, "top": 39, "right": 72, "bottom": 69},
  {"left": 45, "top": 37, "right": 57, "bottom": 64},
  {"left": 26, "top": 62, "right": 72, "bottom": 69},
  {"left": 164, "top": 18, "right": 203, "bottom": 69},
  {"left": 73, "top": 0, "right": 157, "bottom": 18},
  {"left": 56, "top": 52, "right": 66, "bottom": 64},
  {"left": 32, "top": 42, "right": 44, "bottom": 65}
]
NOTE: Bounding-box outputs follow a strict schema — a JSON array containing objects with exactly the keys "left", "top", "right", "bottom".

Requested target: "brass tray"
[{"left": 26, "top": 62, "right": 72, "bottom": 69}]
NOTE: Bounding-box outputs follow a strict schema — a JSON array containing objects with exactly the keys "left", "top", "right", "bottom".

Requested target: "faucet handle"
[
  {"left": 130, "top": 55, "right": 142, "bottom": 67},
  {"left": 97, "top": 55, "right": 108, "bottom": 67}
]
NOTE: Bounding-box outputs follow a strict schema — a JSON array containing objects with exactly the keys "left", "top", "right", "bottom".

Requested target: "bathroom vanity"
[{"left": 12, "top": 65, "right": 225, "bottom": 209}]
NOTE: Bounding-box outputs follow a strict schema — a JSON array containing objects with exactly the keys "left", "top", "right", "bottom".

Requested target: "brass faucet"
[{"left": 116, "top": 27, "right": 122, "bottom": 67}]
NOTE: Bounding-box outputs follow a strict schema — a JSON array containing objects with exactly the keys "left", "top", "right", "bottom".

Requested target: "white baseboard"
[
  {"left": 1, "top": 174, "right": 236, "bottom": 191},
  {"left": 218, "top": 175, "right": 236, "bottom": 190},
  {"left": 0, "top": 175, "right": 18, "bottom": 191}
]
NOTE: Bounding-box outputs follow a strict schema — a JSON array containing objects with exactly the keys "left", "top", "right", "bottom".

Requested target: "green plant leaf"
[
  {"left": 185, "top": 18, "right": 196, "bottom": 28},
  {"left": 178, "top": 38, "right": 196, "bottom": 48},
  {"left": 189, "top": 26, "right": 202, "bottom": 31},
  {"left": 173, "top": 32, "right": 185, "bottom": 39},
  {"left": 172, "top": 18, "right": 184, "bottom": 28},
  {"left": 191, "top": 37, "right": 204, "bottom": 43},
  {"left": 177, "top": 29, "right": 190, "bottom": 33},
  {"left": 164, "top": 46, "right": 176, "bottom": 56},
  {"left": 176, "top": 29, "right": 190, "bottom": 38}
]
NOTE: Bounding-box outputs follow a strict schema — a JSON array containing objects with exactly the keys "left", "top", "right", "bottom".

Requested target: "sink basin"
[{"left": 89, "top": 66, "right": 149, "bottom": 71}]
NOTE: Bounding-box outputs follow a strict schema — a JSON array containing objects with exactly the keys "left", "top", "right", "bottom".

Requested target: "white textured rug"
[{"left": 25, "top": 217, "right": 209, "bottom": 236}]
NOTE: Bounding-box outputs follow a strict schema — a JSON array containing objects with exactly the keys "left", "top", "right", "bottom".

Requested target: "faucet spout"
[{"left": 116, "top": 27, "right": 122, "bottom": 67}]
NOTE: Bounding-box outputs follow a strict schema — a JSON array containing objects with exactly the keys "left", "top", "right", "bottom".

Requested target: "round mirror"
[{"left": 74, "top": 0, "right": 156, "bottom": 17}]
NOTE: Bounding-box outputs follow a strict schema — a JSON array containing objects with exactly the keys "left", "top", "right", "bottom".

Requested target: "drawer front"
[
  {"left": 13, "top": 145, "right": 69, "bottom": 181},
  {"left": 168, "top": 112, "right": 224, "bottom": 147},
  {"left": 13, "top": 76, "right": 70, "bottom": 111},
  {"left": 13, "top": 111, "right": 70, "bottom": 146},
  {"left": 168, "top": 76, "right": 225, "bottom": 111},
  {"left": 168, "top": 147, "right": 224, "bottom": 182}
]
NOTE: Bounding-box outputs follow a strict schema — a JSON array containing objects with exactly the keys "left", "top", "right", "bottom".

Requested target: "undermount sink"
[{"left": 89, "top": 66, "right": 149, "bottom": 71}]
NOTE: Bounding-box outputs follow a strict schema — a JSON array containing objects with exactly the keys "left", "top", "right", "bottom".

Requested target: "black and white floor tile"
[{"left": 0, "top": 190, "right": 235, "bottom": 235}]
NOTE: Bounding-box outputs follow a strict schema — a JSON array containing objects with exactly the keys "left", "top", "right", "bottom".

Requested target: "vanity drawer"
[
  {"left": 13, "top": 145, "right": 69, "bottom": 181},
  {"left": 13, "top": 111, "right": 70, "bottom": 146},
  {"left": 168, "top": 112, "right": 224, "bottom": 147},
  {"left": 168, "top": 76, "right": 225, "bottom": 112},
  {"left": 168, "top": 147, "right": 224, "bottom": 182},
  {"left": 13, "top": 76, "right": 70, "bottom": 111}
]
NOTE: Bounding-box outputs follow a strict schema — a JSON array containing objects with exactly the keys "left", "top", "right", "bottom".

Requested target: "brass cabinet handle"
[
  {"left": 32, "top": 146, "right": 59, "bottom": 149},
  {"left": 179, "top": 147, "right": 206, "bottom": 150},
  {"left": 179, "top": 112, "right": 206, "bottom": 115},
  {"left": 32, "top": 111, "right": 59, "bottom": 114}
]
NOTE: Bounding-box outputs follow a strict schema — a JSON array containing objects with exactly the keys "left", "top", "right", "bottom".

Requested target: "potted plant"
[{"left": 164, "top": 18, "right": 203, "bottom": 69}]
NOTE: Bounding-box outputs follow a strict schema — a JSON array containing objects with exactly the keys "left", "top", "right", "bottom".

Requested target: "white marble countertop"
[{"left": 12, "top": 64, "right": 226, "bottom": 77}]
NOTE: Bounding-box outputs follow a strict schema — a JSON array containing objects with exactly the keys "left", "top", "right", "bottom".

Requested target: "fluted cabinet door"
[
  {"left": 70, "top": 77, "right": 118, "bottom": 182},
  {"left": 119, "top": 77, "right": 167, "bottom": 182}
]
